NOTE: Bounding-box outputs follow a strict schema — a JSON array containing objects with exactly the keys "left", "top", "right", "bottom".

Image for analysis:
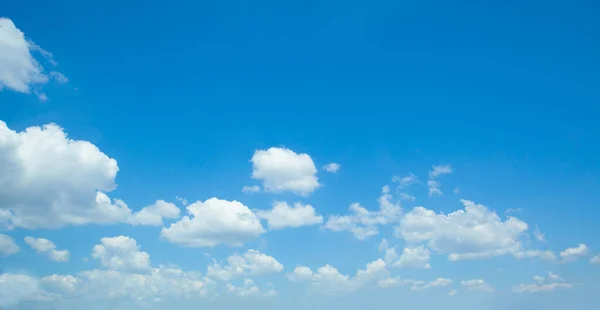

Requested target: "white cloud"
[
  {"left": 396, "top": 199, "right": 528, "bottom": 261},
  {"left": 242, "top": 185, "right": 260, "bottom": 193},
  {"left": 378, "top": 277, "right": 453, "bottom": 291},
  {"left": 49, "top": 71, "right": 68, "bottom": 84},
  {"left": 399, "top": 193, "right": 416, "bottom": 201},
  {"left": 448, "top": 289, "right": 458, "bottom": 296},
  {"left": 256, "top": 201, "right": 323, "bottom": 230},
  {"left": 207, "top": 249, "right": 284, "bottom": 281},
  {"left": 325, "top": 186, "right": 401, "bottom": 240},
  {"left": 461, "top": 279, "right": 493, "bottom": 292},
  {"left": 24, "top": 237, "right": 69, "bottom": 262},
  {"left": 0, "top": 18, "right": 48, "bottom": 93},
  {"left": 127, "top": 200, "right": 180, "bottom": 226},
  {"left": 513, "top": 272, "right": 573, "bottom": 293},
  {"left": 251, "top": 147, "right": 320, "bottom": 195},
  {"left": 559, "top": 243, "right": 588, "bottom": 263},
  {"left": 0, "top": 233, "right": 20, "bottom": 257},
  {"left": 225, "top": 278, "right": 275, "bottom": 297},
  {"left": 378, "top": 239, "right": 389, "bottom": 252},
  {"left": 392, "top": 173, "right": 419, "bottom": 188},
  {"left": 0, "top": 273, "right": 41, "bottom": 308},
  {"left": 533, "top": 226, "right": 546, "bottom": 242},
  {"left": 91, "top": 236, "right": 150, "bottom": 272},
  {"left": 591, "top": 255, "right": 600, "bottom": 265},
  {"left": 395, "top": 246, "right": 431, "bottom": 269},
  {"left": 513, "top": 250, "right": 556, "bottom": 261},
  {"left": 0, "top": 121, "right": 171, "bottom": 230},
  {"left": 288, "top": 259, "right": 387, "bottom": 294},
  {"left": 323, "top": 163, "right": 340, "bottom": 173},
  {"left": 160, "top": 198, "right": 265, "bottom": 247},
  {"left": 427, "top": 164, "right": 452, "bottom": 196}
]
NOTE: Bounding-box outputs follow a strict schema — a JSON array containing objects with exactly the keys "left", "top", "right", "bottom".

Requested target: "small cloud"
[
  {"left": 49, "top": 71, "right": 68, "bottom": 84},
  {"left": 453, "top": 187, "right": 460, "bottom": 194},
  {"left": 392, "top": 173, "right": 419, "bottom": 188},
  {"left": 399, "top": 193, "right": 416, "bottom": 202},
  {"left": 448, "top": 289, "right": 458, "bottom": 296},
  {"left": 242, "top": 185, "right": 260, "bottom": 193},
  {"left": 323, "top": 163, "right": 340, "bottom": 173},
  {"left": 590, "top": 255, "right": 600, "bottom": 265},
  {"left": 533, "top": 226, "right": 546, "bottom": 243},
  {"left": 559, "top": 243, "right": 588, "bottom": 263},
  {"left": 427, "top": 165, "right": 452, "bottom": 196}
]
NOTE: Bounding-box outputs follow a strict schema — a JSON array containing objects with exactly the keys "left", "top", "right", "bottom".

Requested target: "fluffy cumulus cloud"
[
  {"left": 0, "top": 233, "right": 20, "bottom": 257},
  {"left": 256, "top": 201, "right": 323, "bottom": 230},
  {"left": 207, "top": 249, "right": 284, "bottom": 281},
  {"left": 325, "top": 186, "right": 401, "bottom": 240},
  {"left": 559, "top": 243, "right": 588, "bottom": 263},
  {"left": 161, "top": 198, "right": 265, "bottom": 247},
  {"left": 323, "top": 162, "right": 340, "bottom": 173},
  {"left": 0, "top": 18, "right": 67, "bottom": 99},
  {"left": 513, "top": 272, "right": 573, "bottom": 293},
  {"left": 384, "top": 246, "right": 432, "bottom": 269},
  {"left": 0, "top": 121, "right": 178, "bottom": 230},
  {"left": 225, "top": 278, "right": 276, "bottom": 297},
  {"left": 461, "top": 279, "right": 493, "bottom": 292},
  {"left": 288, "top": 259, "right": 388, "bottom": 294},
  {"left": 127, "top": 200, "right": 180, "bottom": 226},
  {"left": 251, "top": 147, "right": 320, "bottom": 195},
  {"left": 396, "top": 199, "right": 528, "bottom": 261},
  {"left": 0, "top": 273, "right": 42, "bottom": 308},
  {"left": 91, "top": 236, "right": 151, "bottom": 272},
  {"left": 24, "top": 237, "right": 69, "bottom": 262}
]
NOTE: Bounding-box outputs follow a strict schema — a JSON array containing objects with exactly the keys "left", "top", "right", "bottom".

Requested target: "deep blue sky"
[{"left": 1, "top": 0, "right": 599, "bottom": 309}]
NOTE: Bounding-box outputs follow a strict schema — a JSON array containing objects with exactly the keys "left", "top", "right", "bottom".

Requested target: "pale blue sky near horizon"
[{"left": 0, "top": 0, "right": 599, "bottom": 309}]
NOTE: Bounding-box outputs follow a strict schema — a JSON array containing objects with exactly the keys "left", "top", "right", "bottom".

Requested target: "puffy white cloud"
[
  {"left": 24, "top": 237, "right": 69, "bottom": 262},
  {"left": 288, "top": 259, "right": 387, "bottom": 294},
  {"left": 0, "top": 122, "right": 173, "bottom": 230},
  {"left": 591, "top": 255, "right": 600, "bottom": 265},
  {"left": 396, "top": 199, "right": 528, "bottom": 261},
  {"left": 395, "top": 246, "right": 431, "bottom": 269},
  {"left": 0, "top": 18, "right": 48, "bottom": 93},
  {"left": 242, "top": 185, "right": 260, "bottom": 193},
  {"left": 325, "top": 186, "right": 401, "bottom": 240},
  {"left": 40, "top": 274, "right": 79, "bottom": 294},
  {"left": 513, "top": 250, "right": 556, "bottom": 261},
  {"left": 513, "top": 272, "right": 573, "bottom": 293},
  {"left": 207, "top": 249, "right": 284, "bottom": 281},
  {"left": 461, "top": 279, "right": 493, "bottom": 292},
  {"left": 559, "top": 243, "right": 588, "bottom": 263},
  {"left": 251, "top": 147, "right": 320, "bottom": 195},
  {"left": 427, "top": 164, "right": 452, "bottom": 196},
  {"left": 91, "top": 236, "right": 150, "bottom": 272},
  {"left": 0, "top": 233, "right": 20, "bottom": 257},
  {"left": 377, "top": 276, "right": 400, "bottom": 289},
  {"left": 225, "top": 278, "right": 275, "bottom": 297},
  {"left": 256, "top": 201, "right": 323, "bottom": 230},
  {"left": 127, "top": 200, "right": 180, "bottom": 226},
  {"left": 161, "top": 198, "right": 265, "bottom": 247},
  {"left": 0, "top": 273, "right": 42, "bottom": 308},
  {"left": 323, "top": 163, "right": 340, "bottom": 173}
]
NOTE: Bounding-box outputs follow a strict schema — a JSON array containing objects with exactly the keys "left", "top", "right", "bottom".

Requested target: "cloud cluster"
[
  {"left": 513, "top": 272, "right": 573, "bottom": 293},
  {"left": 207, "top": 249, "right": 284, "bottom": 281},
  {"left": 24, "top": 237, "right": 70, "bottom": 262},
  {"left": 160, "top": 198, "right": 265, "bottom": 247},
  {"left": 396, "top": 199, "right": 528, "bottom": 261},
  {"left": 324, "top": 186, "right": 401, "bottom": 239},
  {"left": 288, "top": 259, "right": 388, "bottom": 294},
  {"left": 256, "top": 201, "right": 323, "bottom": 230},
  {"left": 427, "top": 164, "right": 452, "bottom": 196}
]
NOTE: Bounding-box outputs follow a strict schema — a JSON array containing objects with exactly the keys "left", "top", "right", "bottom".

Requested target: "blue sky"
[{"left": 0, "top": 0, "right": 599, "bottom": 309}]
